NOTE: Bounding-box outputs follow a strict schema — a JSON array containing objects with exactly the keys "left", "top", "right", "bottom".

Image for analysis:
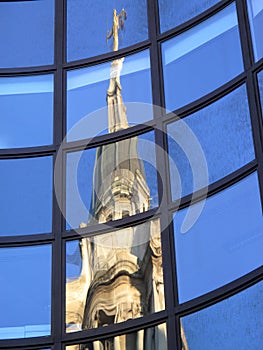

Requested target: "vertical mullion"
[
  {"left": 236, "top": 0, "right": 263, "bottom": 210},
  {"left": 52, "top": 0, "right": 65, "bottom": 348},
  {"left": 147, "top": 0, "right": 180, "bottom": 349}
]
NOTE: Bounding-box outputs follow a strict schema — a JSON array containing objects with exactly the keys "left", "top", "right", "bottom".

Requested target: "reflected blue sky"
[
  {"left": 0, "top": 75, "right": 53, "bottom": 149},
  {"left": 0, "top": 245, "right": 51, "bottom": 339},
  {"left": 174, "top": 172, "right": 263, "bottom": 302},
  {"left": 67, "top": 50, "right": 152, "bottom": 140},
  {"left": 168, "top": 85, "right": 255, "bottom": 199},
  {"left": 182, "top": 281, "right": 263, "bottom": 349},
  {"left": 162, "top": 3, "right": 243, "bottom": 110},
  {"left": 0, "top": 156, "right": 53, "bottom": 236},
  {"left": 159, "top": 0, "right": 220, "bottom": 32},
  {"left": 67, "top": 0, "right": 148, "bottom": 61},
  {"left": 247, "top": 0, "right": 263, "bottom": 61},
  {"left": 258, "top": 70, "right": 263, "bottom": 114},
  {"left": 0, "top": 0, "right": 54, "bottom": 68}
]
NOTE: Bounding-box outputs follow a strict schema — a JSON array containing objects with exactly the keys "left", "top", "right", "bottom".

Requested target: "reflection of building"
[{"left": 66, "top": 9, "right": 169, "bottom": 350}]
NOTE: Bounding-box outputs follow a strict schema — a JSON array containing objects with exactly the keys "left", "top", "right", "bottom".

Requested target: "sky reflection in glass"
[
  {"left": 67, "top": 50, "right": 152, "bottom": 140},
  {"left": 162, "top": 3, "right": 243, "bottom": 110},
  {"left": 0, "top": 156, "right": 53, "bottom": 236},
  {"left": 182, "top": 281, "right": 263, "bottom": 349},
  {"left": 167, "top": 85, "right": 255, "bottom": 200},
  {"left": 67, "top": 0, "right": 148, "bottom": 61},
  {"left": 0, "top": 245, "right": 51, "bottom": 339},
  {"left": 0, "top": 75, "right": 53, "bottom": 149},
  {"left": 247, "top": 0, "right": 263, "bottom": 61},
  {"left": 174, "top": 172, "right": 263, "bottom": 302},
  {"left": 159, "top": 0, "right": 220, "bottom": 32},
  {"left": 0, "top": 0, "right": 54, "bottom": 68}
]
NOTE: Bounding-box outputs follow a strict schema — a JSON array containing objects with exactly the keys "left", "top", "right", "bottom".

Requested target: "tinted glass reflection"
[
  {"left": 0, "top": 156, "right": 53, "bottom": 236},
  {"left": 181, "top": 281, "right": 263, "bottom": 349},
  {"left": 66, "top": 220, "right": 164, "bottom": 332},
  {"left": 0, "top": 0, "right": 54, "bottom": 67},
  {"left": 67, "top": 50, "right": 152, "bottom": 140},
  {"left": 66, "top": 323, "right": 166, "bottom": 349},
  {"left": 67, "top": 0, "right": 148, "bottom": 61},
  {"left": 66, "top": 132, "right": 158, "bottom": 229},
  {"left": 159, "top": 0, "right": 220, "bottom": 32},
  {"left": 167, "top": 85, "right": 254, "bottom": 200},
  {"left": 258, "top": 70, "right": 263, "bottom": 114},
  {"left": 0, "top": 75, "right": 53, "bottom": 148},
  {"left": 0, "top": 245, "right": 51, "bottom": 339},
  {"left": 174, "top": 172, "right": 263, "bottom": 302},
  {"left": 162, "top": 3, "right": 243, "bottom": 111},
  {"left": 247, "top": 0, "right": 263, "bottom": 61}
]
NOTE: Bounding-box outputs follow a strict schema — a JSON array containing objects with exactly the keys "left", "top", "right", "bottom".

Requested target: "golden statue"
[{"left": 106, "top": 8, "right": 127, "bottom": 52}]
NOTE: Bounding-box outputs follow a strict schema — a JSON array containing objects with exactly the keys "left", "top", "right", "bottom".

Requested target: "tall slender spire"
[{"left": 106, "top": 9, "right": 128, "bottom": 133}]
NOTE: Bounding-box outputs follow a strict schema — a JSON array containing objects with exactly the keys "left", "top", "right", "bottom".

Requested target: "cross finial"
[{"left": 106, "top": 8, "right": 127, "bottom": 52}]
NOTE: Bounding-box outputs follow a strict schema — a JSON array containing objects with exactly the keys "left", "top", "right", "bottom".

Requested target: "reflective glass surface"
[
  {"left": 66, "top": 131, "right": 158, "bottom": 229},
  {"left": 247, "top": 0, "right": 263, "bottom": 61},
  {"left": 66, "top": 323, "right": 167, "bottom": 349},
  {"left": 0, "top": 245, "right": 51, "bottom": 339},
  {"left": 181, "top": 281, "right": 263, "bottom": 349},
  {"left": 167, "top": 85, "right": 255, "bottom": 199},
  {"left": 66, "top": 220, "right": 164, "bottom": 332},
  {"left": 0, "top": 75, "right": 53, "bottom": 149},
  {"left": 174, "top": 172, "right": 263, "bottom": 302},
  {"left": 0, "top": 0, "right": 54, "bottom": 68},
  {"left": 67, "top": 0, "right": 148, "bottom": 61},
  {"left": 67, "top": 50, "right": 152, "bottom": 140},
  {"left": 162, "top": 3, "right": 243, "bottom": 111},
  {"left": 159, "top": 0, "right": 220, "bottom": 32},
  {"left": 258, "top": 70, "right": 263, "bottom": 113},
  {"left": 0, "top": 156, "right": 53, "bottom": 236}
]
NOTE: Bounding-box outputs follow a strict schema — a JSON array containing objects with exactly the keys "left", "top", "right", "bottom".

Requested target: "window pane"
[
  {"left": 66, "top": 132, "right": 158, "bottom": 229},
  {"left": 0, "top": 245, "right": 51, "bottom": 339},
  {"left": 67, "top": 50, "right": 152, "bottom": 141},
  {"left": 67, "top": 0, "right": 148, "bottom": 61},
  {"left": 66, "top": 323, "right": 167, "bottom": 349},
  {"left": 159, "top": 0, "right": 220, "bottom": 32},
  {"left": 181, "top": 281, "right": 263, "bottom": 349},
  {"left": 66, "top": 221, "right": 164, "bottom": 331},
  {"left": 167, "top": 85, "right": 255, "bottom": 200},
  {"left": 173, "top": 172, "right": 263, "bottom": 302},
  {"left": 162, "top": 3, "right": 243, "bottom": 111},
  {"left": 247, "top": 0, "right": 263, "bottom": 61},
  {"left": 0, "top": 0, "right": 54, "bottom": 68},
  {"left": 258, "top": 70, "right": 263, "bottom": 114},
  {"left": 0, "top": 156, "right": 53, "bottom": 236},
  {"left": 0, "top": 75, "right": 53, "bottom": 149}
]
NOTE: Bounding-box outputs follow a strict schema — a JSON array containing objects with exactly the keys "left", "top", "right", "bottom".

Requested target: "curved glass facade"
[{"left": 1, "top": 1, "right": 262, "bottom": 350}]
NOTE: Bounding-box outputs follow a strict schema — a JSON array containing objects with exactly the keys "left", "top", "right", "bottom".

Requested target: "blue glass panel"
[
  {"left": 247, "top": 0, "right": 263, "bottom": 61},
  {"left": 67, "top": 50, "right": 152, "bottom": 141},
  {"left": 67, "top": 0, "right": 148, "bottom": 61},
  {"left": 258, "top": 70, "right": 263, "bottom": 114},
  {"left": 0, "top": 0, "right": 54, "bottom": 68},
  {"left": 0, "top": 156, "right": 53, "bottom": 236},
  {"left": 162, "top": 3, "right": 243, "bottom": 111},
  {"left": 159, "top": 0, "right": 220, "bottom": 32},
  {"left": 174, "top": 172, "right": 263, "bottom": 302},
  {"left": 0, "top": 75, "right": 53, "bottom": 149},
  {"left": 181, "top": 281, "right": 263, "bottom": 349},
  {"left": 66, "top": 132, "right": 158, "bottom": 229},
  {"left": 0, "top": 245, "right": 51, "bottom": 339},
  {"left": 167, "top": 85, "right": 255, "bottom": 200}
]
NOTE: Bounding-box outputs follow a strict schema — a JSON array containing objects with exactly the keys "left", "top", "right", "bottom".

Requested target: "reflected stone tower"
[{"left": 66, "top": 9, "right": 187, "bottom": 350}]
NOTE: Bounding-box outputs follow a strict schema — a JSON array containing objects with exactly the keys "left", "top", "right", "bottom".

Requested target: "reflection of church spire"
[{"left": 106, "top": 9, "right": 128, "bottom": 133}]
